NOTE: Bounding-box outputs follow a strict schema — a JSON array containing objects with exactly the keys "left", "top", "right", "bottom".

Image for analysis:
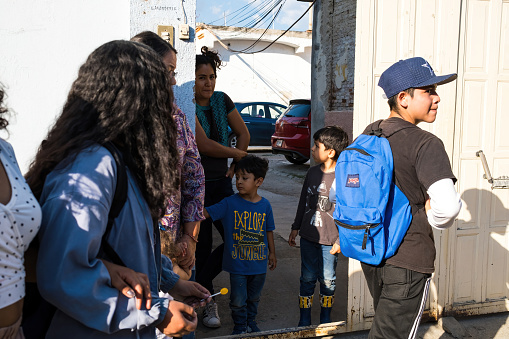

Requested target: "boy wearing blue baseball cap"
[{"left": 360, "top": 57, "right": 462, "bottom": 339}]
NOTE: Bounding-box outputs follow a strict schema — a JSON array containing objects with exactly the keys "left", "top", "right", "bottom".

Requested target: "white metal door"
[
  {"left": 351, "top": 0, "right": 462, "bottom": 331},
  {"left": 445, "top": 0, "right": 509, "bottom": 316}
]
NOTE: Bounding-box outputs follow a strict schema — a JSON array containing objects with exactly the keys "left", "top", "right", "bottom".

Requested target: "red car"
[{"left": 271, "top": 99, "right": 311, "bottom": 164}]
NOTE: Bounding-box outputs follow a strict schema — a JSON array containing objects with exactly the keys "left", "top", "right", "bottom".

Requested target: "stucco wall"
[
  {"left": 131, "top": 0, "right": 196, "bottom": 129},
  {"left": 210, "top": 40, "right": 311, "bottom": 105},
  {"left": 0, "top": 0, "right": 196, "bottom": 171}
]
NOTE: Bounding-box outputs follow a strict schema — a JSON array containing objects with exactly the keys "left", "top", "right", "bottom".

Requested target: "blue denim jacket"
[{"left": 36, "top": 145, "right": 179, "bottom": 338}]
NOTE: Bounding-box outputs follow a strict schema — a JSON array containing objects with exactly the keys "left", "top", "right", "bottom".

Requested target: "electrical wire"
[
  {"left": 233, "top": 2, "right": 284, "bottom": 53},
  {"left": 207, "top": 0, "right": 315, "bottom": 55},
  {"left": 206, "top": 0, "right": 257, "bottom": 26}
]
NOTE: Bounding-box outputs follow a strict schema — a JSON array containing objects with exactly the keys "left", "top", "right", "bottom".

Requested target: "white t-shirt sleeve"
[{"left": 426, "top": 178, "right": 462, "bottom": 229}]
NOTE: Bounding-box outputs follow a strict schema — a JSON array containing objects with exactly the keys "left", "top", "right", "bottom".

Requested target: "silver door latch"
[{"left": 476, "top": 150, "right": 509, "bottom": 189}]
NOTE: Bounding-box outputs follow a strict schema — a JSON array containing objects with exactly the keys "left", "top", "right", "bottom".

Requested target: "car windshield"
[{"left": 283, "top": 103, "right": 310, "bottom": 118}]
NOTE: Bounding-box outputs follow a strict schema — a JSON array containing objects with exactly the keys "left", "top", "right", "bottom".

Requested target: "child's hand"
[
  {"left": 268, "top": 252, "right": 277, "bottom": 270},
  {"left": 288, "top": 230, "right": 299, "bottom": 247},
  {"left": 101, "top": 259, "right": 152, "bottom": 310},
  {"left": 330, "top": 243, "right": 341, "bottom": 254}
]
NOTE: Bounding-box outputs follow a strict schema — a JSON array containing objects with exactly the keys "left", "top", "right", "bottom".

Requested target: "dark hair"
[
  {"left": 313, "top": 126, "right": 349, "bottom": 160},
  {"left": 26, "top": 40, "right": 179, "bottom": 219},
  {"left": 235, "top": 155, "right": 269, "bottom": 179},
  {"left": 387, "top": 88, "right": 415, "bottom": 113},
  {"left": 131, "top": 31, "right": 177, "bottom": 58},
  {"left": 0, "top": 84, "right": 9, "bottom": 131},
  {"left": 196, "top": 46, "right": 222, "bottom": 76}
]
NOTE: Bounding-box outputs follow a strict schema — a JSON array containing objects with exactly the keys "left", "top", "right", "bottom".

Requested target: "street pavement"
[{"left": 194, "top": 151, "right": 509, "bottom": 338}]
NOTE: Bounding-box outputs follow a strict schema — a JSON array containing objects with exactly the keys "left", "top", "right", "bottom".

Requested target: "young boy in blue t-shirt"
[
  {"left": 204, "top": 155, "right": 277, "bottom": 335},
  {"left": 288, "top": 126, "right": 349, "bottom": 326}
]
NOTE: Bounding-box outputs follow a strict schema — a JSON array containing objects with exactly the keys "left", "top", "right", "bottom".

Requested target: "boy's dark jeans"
[
  {"left": 229, "top": 273, "right": 266, "bottom": 328},
  {"left": 299, "top": 237, "right": 338, "bottom": 297},
  {"left": 195, "top": 177, "right": 234, "bottom": 294},
  {"left": 361, "top": 263, "right": 431, "bottom": 339}
]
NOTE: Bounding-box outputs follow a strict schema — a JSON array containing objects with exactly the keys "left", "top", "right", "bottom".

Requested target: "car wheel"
[
  {"left": 228, "top": 134, "right": 237, "bottom": 148},
  {"left": 284, "top": 155, "right": 308, "bottom": 165}
]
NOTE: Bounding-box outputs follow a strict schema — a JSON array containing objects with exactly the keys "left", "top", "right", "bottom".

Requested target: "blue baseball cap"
[{"left": 378, "top": 57, "right": 457, "bottom": 99}]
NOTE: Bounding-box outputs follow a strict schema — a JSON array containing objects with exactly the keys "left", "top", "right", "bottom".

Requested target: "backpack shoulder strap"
[
  {"left": 368, "top": 120, "right": 384, "bottom": 137},
  {"left": 101, "top": 142, "right": 128, "bottom": 266}
]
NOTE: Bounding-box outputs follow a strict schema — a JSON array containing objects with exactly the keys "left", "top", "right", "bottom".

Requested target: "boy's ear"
[
  {"left": 328, "top": 148, "right": 336, "bottom": 159},
  {"left": 398, "top": 91, "right": 409, "bottom": 109},
  {"left": 255, "top": 177, "right": 264, "bottom": 187}
]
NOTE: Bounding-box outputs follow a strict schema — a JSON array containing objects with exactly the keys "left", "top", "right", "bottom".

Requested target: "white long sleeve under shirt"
[{"left": 426, "top": 178, "right": 462, "bottom": 229}]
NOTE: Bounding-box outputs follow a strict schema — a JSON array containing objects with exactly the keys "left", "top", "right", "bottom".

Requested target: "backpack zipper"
[{"left": 334, "top": 220, "right": 379, "bottom": 250}]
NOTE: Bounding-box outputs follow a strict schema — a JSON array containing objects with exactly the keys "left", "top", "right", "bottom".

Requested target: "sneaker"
[
  {"left": 247, "top": 321, "right": 261, "bottom": 333},
  {"left": 202, "top": 302, "right": 221, "bottom": 328}
]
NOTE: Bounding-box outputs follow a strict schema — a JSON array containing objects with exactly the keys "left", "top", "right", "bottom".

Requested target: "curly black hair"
[
  {"left": 0, "top": 83, "right": 10, "bottom": 131},
  {"left": 196, "top": 46, "right": 223, "bottom": 76},
  {"left": 26, "top": 40, "right": 179, "bottom": 219}
]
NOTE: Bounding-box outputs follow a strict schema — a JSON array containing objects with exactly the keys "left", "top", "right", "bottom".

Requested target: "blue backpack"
[{"left": 333, "top": 122, "right": 412, "bottom": 265}]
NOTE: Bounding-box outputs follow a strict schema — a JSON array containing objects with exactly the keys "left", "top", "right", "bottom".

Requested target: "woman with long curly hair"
[
  {"left": 193, "top": 46, "right": 250, "bottom": 328},
  {"left": 25, "top": 40, "right": 210, "bottom": 338},
  {"left": 0, "top": 83, "right": 41, "bottom": 339}
]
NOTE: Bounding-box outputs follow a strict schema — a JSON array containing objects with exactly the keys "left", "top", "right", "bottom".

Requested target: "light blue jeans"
[{"left": 299, "top": 237, "right": 338, "bottom": 297}]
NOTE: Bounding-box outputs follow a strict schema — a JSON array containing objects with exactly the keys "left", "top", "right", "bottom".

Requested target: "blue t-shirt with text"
[{"left": 206, "top": 194, "right": 275, "bottom": 275}]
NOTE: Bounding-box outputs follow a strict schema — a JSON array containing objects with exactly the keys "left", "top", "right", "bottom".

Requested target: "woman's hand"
[
  {"left": 157, "top": 299, "right": 197, "bottom": 336},
  {"left": 101, "top": 259, "right": 152, "bottom": 310},
  {"left": 170, "top": 279, "right": 211, "bottom": 308}
]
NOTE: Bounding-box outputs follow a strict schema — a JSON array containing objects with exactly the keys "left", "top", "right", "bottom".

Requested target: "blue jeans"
[
  {"left": 299, "top": 237, "right": 338, "bottom": 297},
  {"left": 229, "top": 273, "right": 266, "bottom": 327}
]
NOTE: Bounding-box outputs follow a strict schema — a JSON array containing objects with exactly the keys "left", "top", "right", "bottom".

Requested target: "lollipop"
[{"left": 202, "top": 287, "right": 228, "bottom": 301}]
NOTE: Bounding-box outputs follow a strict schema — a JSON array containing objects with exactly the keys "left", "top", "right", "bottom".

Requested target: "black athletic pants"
[{"left": 361, "top": 263, "right": 432, "bottom": 339}]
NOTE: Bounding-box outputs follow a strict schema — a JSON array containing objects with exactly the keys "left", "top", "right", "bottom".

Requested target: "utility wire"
[
  {"left": 229, "top": 0, "right": 277, "bottom": 27},
  {"left": 233, "top": 2, "right": 284, "bottom": 53},
  {"left": 202, "top": 0, "right": 315, "bottom": 55},
  {"left": 206, "top": 0, "right": 257, "bottom": 26},
  {"left": 241, "top": 0, "right": 284, "bottom": 29}
]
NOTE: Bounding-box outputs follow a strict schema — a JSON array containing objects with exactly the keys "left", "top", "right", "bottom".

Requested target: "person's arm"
[
  {"left": 194, "top": 116, "right": 247, "bottom": 159},
  {"left": 289, "top": 170, "right": 310, "bottom": 246},
  {"left": 267, "top": 231, "right": 277, "bottom": 270},
  {"left": 37, "top": 151, "right": 169, "bottom": 332},
  {"left": 225, "top": 108, "right": 250, "bottom": 177},
  {"left": 426, "top": 178, "right": 462, "bottom": 229}
]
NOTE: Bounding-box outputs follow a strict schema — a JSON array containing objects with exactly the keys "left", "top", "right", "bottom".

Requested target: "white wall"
[
  {"left": 131, "top": 0, "right": 196, "bottom": 130},
  {"left": 211, "top": 40, "right": 311, "bottom": 105},
  {"left": 0, "top": 0, "right": 196, "bottom": 171}
]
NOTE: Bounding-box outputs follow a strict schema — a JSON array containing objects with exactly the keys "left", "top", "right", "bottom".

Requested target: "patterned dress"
[{"left": 159, "top": 104, "right": 205, "bottom": 242}]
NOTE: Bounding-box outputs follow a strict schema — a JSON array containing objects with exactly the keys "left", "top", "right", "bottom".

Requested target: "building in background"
[{"left": 196, "top": 24, "right": 312, "bottom": 105}]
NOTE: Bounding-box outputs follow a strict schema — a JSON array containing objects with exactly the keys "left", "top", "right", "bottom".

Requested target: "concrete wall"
[
  {"left": 0, "top": 0, "right": 196, "bottom": 171},
  {"left": 196, "top": 25, "right": 312, "bottom": 106},
  {"left": 311, "top": 0, "right": 356, "bottom": 141}
]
